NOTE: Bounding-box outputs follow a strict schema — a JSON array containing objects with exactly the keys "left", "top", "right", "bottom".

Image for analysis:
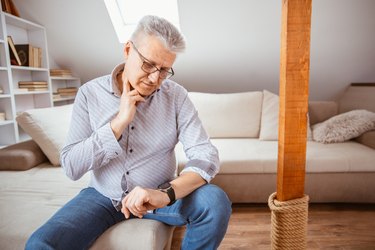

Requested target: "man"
[{"left": 26, "top": 15, "right": 231, "bottom": 250}]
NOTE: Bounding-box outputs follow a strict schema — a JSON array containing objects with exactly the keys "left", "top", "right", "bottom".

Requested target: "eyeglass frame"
[{"left": 130, "top": 41, "right": 174, "bottom": 79}]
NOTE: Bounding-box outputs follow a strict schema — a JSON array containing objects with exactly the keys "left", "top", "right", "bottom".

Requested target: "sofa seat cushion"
[
  {"left": 175, "top": 139, "right": 375, "bottom": 174},
  {"left": 0, "top": 165, "right": 173, "bottom": 250}
]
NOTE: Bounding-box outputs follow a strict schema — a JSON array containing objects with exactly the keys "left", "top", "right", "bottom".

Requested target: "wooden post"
[{"left": 277, "top": 0, "right": 312, "bottom": 201}]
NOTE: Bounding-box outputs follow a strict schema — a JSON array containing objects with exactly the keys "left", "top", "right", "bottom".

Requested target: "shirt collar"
[
  {"left": 110, "top": 63, "right": 125, "bottom": 97},
  {"left": 110, "top": 63, "right": 161, "bottom": 99}
]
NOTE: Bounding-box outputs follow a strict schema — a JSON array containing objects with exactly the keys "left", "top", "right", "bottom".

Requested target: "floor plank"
[{"left": 171, "top": 203, "right": 375, "bottom": 250}]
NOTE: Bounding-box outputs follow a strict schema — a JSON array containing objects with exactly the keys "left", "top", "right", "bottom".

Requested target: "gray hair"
[{"left": 130, "top": 15, "right": 186, "bottom": 53}]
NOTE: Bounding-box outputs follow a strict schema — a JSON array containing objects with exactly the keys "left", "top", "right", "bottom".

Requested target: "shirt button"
[
  {"left": 125, "top": 191, "right": 129, "bottom": 194},
  {"left": 129, "top": 149, "right": 133, "bottom": 153},
  {"left": 131, "top": 126, "right": 135, "bottom": 130},
  {"left": 126, "top": 171, "right": 129, "bottom": 175}
]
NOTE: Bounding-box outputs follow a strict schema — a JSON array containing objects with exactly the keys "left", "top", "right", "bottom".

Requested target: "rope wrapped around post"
[{"left": 268, "top": 192, "right": 309, "bottom": 250}]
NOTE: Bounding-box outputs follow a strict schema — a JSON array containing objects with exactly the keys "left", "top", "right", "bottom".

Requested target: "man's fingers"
[
  {"left": 135, "top": 200, "right": 147, "bottom": 213},
  {"left": 122, "top": 206, "right": 131, "bottom": 219},
  {"left": 133, "top": 95, "right": 145, "bottom": 103}
]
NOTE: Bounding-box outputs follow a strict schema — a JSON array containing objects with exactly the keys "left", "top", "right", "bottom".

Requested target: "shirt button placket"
[{"left": 128, "top": 124, "right": 135, "bottom": 154}]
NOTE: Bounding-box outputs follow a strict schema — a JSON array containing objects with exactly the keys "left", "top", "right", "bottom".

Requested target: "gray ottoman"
[{"left": 90, "top": 219, "right": 175, "bottom": 250}]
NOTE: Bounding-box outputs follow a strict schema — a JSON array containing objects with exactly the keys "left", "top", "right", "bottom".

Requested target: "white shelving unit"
[
  {"left": 0, "top": 9, "right": 52, "bottom": 147},
  {"left": 51, "top": 76, "right": 80, "bottom": 106}
]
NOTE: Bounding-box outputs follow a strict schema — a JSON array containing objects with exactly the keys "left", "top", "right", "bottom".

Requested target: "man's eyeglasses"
[{"left": 130, "top": 41, "right": 174, "bottom": 79}]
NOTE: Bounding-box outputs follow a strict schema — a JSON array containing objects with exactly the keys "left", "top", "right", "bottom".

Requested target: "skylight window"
[{"left": 104, "top": 0, "right": 180, "bottom": 43}]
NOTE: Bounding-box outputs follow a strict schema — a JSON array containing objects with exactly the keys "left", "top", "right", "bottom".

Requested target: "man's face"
[{"left": 123, "top": 35, "right": 177, "bottom": 96}]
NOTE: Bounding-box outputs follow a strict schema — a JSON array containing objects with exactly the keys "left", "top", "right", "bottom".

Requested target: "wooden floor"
[{"left": 171, "top": 203, "right": 375, "bottom": 250}]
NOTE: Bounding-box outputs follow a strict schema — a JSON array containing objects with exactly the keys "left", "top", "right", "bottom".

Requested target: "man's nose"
[{"left": 148, "top": 70, "right": 160, "bottom": 82}]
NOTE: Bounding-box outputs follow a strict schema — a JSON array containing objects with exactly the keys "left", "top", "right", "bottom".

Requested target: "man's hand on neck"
[{"left": 111, "top": 72, "right": 145, "bottom": 140}]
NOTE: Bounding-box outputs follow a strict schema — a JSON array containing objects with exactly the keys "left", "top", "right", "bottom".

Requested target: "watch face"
[{"left": 158, "top": 182, "right": 171, "bottom": 190}]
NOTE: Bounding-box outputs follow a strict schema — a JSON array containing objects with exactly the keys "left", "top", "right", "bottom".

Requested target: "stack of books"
[
  {"left": 56, "top": 87, "right": 78, "bottom": 97},
  {"left": 18, "top": 81, "right": 48, "bottom": 91},
  {"left": 50, "top": 69, "right": 73, "bottom": 77}
]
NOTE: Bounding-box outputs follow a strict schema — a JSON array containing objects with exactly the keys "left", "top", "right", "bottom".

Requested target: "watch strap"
[
  {"left": 166, "top": 186, "right": 176, "bottom": 206},
  {"left": 158, "top": 183, "right": 176, "bottom": 206}
]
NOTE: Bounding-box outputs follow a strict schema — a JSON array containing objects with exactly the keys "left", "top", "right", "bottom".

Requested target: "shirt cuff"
[
  {"left": 180, "top": 166, "right": 213, "bottom": 183},
  {"left": 97, "top": 123, "right": 123, "bottom": 158}
]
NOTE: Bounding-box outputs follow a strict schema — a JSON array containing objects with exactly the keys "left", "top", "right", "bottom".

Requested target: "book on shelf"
[
  {"left": 57, "top": 87, "right": 78, "bottom": 96},
  {"left": 1, "top": 0, "right": 20, "bottom": 17},
  {"left": 15, "top": 44, "right": 33, "bottom": 67},
  {"left": 19, "top": 87, "right": 48, "bottom": 91},
  {"left": 19, "top": 81, "right": 48, "bottom": 85},
  {"left": 50, "top": 69, "right": 73, "bottom": 77},
  {"left": 15, "top": 44, "right": 42, "bottom": 68},
  {"left": 18, "top": 84, "right": 47, "bottom": 88},
  {"left": 7, "top": 36, "right": 21, "bottom": 66},
  {"left": 19, "top": 81, "right": 47, "bottom": 87},
  {"left": 18, "top": 81, "right": 48, "bottom": 91}
]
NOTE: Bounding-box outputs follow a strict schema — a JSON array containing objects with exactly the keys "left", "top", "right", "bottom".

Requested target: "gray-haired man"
[{"left": 26, "top": 15, "right": 231, "bottom": 250}]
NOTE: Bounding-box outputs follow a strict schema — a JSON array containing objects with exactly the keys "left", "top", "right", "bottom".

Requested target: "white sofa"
[
  {"left": 0, "top": 86, "right": 374, "bottom": 249},
  {"left": 175, "top": 88, "right": 375, "bottom": 203}
]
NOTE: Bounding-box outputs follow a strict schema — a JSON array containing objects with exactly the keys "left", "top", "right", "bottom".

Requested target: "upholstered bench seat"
[{"left": 91, "top": 219, "right": 174, "bottom": 250}]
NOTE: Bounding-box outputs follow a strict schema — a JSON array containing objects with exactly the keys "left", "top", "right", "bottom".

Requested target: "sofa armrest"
[
  {"left": 354, "top": 130, "right": 375, "bottom": 150},
  {"left": 0, "top": 140, "right": 48, "bottom": 171}
]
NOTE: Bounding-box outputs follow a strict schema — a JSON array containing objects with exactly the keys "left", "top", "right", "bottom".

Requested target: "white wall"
[{"left": 13, "top": 0, "right": 375, "bottom": 100}]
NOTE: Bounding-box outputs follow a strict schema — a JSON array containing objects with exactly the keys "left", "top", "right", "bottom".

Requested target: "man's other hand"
[{"left": 121, "top": 186, "right": 170, "bottom": 219}]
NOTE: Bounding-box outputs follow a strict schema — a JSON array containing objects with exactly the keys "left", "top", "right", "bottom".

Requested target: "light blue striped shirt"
[{"left": 61, "top": 64, "right": 219, "bottom": 202}]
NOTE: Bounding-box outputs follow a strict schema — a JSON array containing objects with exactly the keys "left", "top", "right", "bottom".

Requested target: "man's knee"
[{"left": 196, "top": 184, "right": 232, "bottom": 219}]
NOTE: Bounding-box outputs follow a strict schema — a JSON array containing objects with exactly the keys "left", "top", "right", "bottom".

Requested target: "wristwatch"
[{"left": 158, "top": 182, "right": 176, "bottom": 206}]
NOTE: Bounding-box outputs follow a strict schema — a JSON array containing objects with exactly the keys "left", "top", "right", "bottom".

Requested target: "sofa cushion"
[
  {"left": 16, "top": 105, "right": 73, "bottom": 166},
  {"left": 175, "top": 139, "right": 375, "bottom": 174},
  {"left": 0, "top": 140, "right": 48, "bottom": 170},
  {"left": 259, "top": 90, "right": 312, "bottom": 141},
  {"left": 188, "top": 91, "right": 263, "bottom": 138},
  {"left": 312, "top": 109, "right": 375, "bottom": 143}
]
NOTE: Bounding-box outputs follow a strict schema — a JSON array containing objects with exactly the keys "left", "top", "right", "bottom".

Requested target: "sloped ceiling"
[
  {"left": 13, "top": 0, "right": 123, "bottom": 82},
  {"left": 12, "top": 0, "right": 375, "bottom": 100}
]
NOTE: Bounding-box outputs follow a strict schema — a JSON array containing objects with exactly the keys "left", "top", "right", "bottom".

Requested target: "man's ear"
[{"left": 124, "top": 41, "right": 132, "bottom": 59}]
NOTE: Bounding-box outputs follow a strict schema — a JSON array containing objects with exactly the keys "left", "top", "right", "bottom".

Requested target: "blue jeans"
[{"left": 25, "top": 184, "right": 232, "bottom": 250}]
